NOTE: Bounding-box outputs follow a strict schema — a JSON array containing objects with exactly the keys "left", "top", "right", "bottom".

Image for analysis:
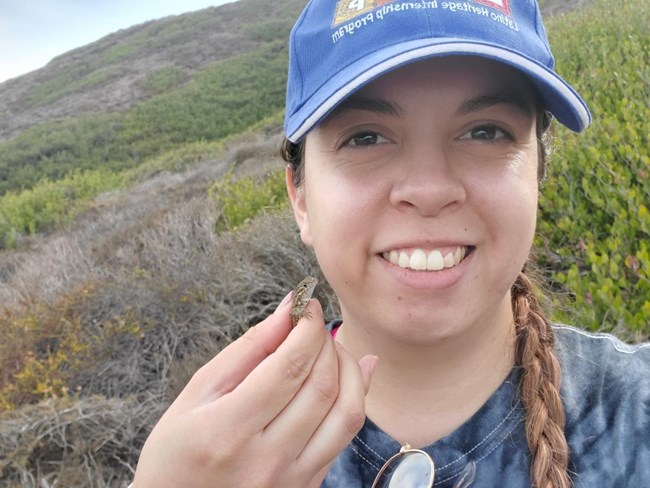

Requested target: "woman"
[{"left": 131, "top": 0, "right": 650, "bottom": 486}]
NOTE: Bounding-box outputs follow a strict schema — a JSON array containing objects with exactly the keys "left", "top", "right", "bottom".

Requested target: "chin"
[{"left": 383, "top": 314, "right": 471, "bottom": 345}]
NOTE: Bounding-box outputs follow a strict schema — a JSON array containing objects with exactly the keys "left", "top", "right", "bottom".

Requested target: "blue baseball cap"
[{"left": 284, "top": 0, "right": 591, "bottom": 142}]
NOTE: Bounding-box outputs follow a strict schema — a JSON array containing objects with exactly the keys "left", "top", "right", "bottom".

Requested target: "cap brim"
[{"left": 285, "top": 39, "right": 591, "bottom": 142}]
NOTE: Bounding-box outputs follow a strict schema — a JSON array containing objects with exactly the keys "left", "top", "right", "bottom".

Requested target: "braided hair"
[{"left": 513, "top": 270, "right": 571, "bottom": 488}]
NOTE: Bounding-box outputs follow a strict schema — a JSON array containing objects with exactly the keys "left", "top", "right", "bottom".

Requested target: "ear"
[{"left": 286, "top": 165, "right": 313, "bottom": 246}]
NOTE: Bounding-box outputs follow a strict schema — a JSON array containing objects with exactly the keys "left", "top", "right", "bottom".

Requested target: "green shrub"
[
  {"left": 121, "top": 40, "right": 288, "bottom": 152},
  {"left": 0, "top": 113, "right": 129, "bottom": 195},
  {"left": 0, "top": 41, "right": 288, "bottom": 196},
  {"left": 140, "top": 66, "right": 188, "bottom": 96},
  {"left": 129, "top": 139, "right": 225, "bottom": 179},
  {"left": 244, "top": 21, "right": 293, "bottom": 42},
  {"left": 537, "top": 0, "right": 649, "bottom": 335},
  {"left": 24, "top": 66, "right": 127, "bottom": 108},
  {"left": 210, "top": 168, "right": 288, "bottom": 233},
  {"left": 0, "top": 169, "right": 125, "bottom": 248}
]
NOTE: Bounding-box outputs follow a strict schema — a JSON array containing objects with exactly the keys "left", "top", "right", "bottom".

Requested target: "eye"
[
  {"left": 343, "top": 131, "right": 390, "bottom": 147},
  {"left": 459, "top": 125, "right": 512, "bottom": 141}
]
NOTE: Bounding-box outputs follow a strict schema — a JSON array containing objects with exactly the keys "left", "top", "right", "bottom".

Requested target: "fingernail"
[
  {"left": 359, "top": 355, "right": 379, "bottom": 395},
  {"left": 363, "top": 355, "right": 379, "bottom": 378},
  {"left": 274, "top": 291, "right": 293, "bottom": 313}
]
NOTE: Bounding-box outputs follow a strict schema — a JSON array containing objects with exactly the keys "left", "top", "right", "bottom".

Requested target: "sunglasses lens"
[{"left": 373, "top": 450, "right": 434, "bottom": 488}]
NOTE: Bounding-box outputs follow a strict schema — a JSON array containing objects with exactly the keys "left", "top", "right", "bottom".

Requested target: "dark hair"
[{"left": 280, "top": 136, "right": 306, "bottom": 188}]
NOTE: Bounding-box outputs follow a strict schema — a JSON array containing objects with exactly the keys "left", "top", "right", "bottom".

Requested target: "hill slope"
[{"left": 0, "top": 0, "right": 305, "bottom": 142}]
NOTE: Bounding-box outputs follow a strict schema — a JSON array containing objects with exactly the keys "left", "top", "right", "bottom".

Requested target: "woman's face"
[{"left": 288, "top": 56, "right": 540, "bottom": 345}]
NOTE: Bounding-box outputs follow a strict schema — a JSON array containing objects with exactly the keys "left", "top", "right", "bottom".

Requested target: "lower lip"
[{"left": 377, "top": 248, "right": 473, "bottom": 290}]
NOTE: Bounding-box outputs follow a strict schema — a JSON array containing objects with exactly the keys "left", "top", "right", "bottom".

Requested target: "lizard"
[{"left": 290, "top": 276, "right": 318, "bottom": 328}]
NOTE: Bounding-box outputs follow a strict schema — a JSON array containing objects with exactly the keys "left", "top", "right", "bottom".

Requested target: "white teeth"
[
  {"left": 410, "top": 249, "right": 427, "bottom": 270},
  {"left": 384, "top": 246, "right": 467, "bottom": 271},
  {"left": 456, "top": 246, "right": 467, "bottom": 264},
  {"left": 453, "top": 247, "right": 461, "bottom": 265},
  {"left": 426, "top": 250, "right": 444, "bottom": 271}
]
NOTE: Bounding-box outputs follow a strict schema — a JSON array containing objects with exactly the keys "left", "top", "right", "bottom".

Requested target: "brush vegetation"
[
  {"left": 0, "top": 0, "right": 647, "bottom": 485},
  {"left": 537, "top": 0, "right": 649, "bottom": 335}
]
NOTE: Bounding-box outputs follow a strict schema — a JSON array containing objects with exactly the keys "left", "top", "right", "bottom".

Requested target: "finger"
[
  {"left": 297, "top": 341, "right": 368, "bottom": 469},
  {"left": 262, "top": 326, "right": 340, "bottom": 454},
  {"left": 308, "top": 462, "right": 335, "bottom": 488},
  {"left": 216, "top": 300, "right": 329, "bottom": 431},
  {"left": 176, "top": 292, "right": 294, "bottom": 406}
]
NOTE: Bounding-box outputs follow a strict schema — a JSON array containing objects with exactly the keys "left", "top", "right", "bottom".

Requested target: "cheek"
[
  {"left": 482, "top": 147, "right": 539, "bottom": 205},
  {"left": 304, "top": 159, "right": 385, "bottom": 231},
  {"left": 301, "top": 158, "right": 388, "bottom": 287},
  {"left": 487, "top": 158, "right": 540, "bottom": 256},
  {"left": 300, "top": 161, "right": 348, "bottom": 252},
  {"left": 468, "top": 149, "right": 539, "bottom": 242},
  {"left": 508, "top": 153, "right": 540, "bottom": 221}
]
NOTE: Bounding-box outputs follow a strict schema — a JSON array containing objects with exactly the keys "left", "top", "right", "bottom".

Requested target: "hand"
[{"left": 132, "top": 293, "right": 377, "bottom": 488}]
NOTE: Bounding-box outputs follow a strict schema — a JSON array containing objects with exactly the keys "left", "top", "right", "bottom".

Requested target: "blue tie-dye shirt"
[{"left": 322, "top": 325, "right": 650, "bottom": 487}]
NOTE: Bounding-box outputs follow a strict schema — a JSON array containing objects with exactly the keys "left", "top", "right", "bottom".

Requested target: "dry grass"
[
  {"left": 0, "top": 206, "right": 332, "bottom": 485},
  {"left": 0, "top": 395, "right": 159, "bottom": 488},
  {"left": 0, "top": 128, "right": 335, "bottom": 484}
]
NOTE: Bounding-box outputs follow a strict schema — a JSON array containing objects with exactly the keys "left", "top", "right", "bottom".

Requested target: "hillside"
[
  {"left": 0, "top": 0, "right": 312, "bottom": 201},
  {"left": 0, "top": 0, "right": 648, "bottom": 485},
  {"left": 0, "top": 0, "right": 305, "bottom": 142}
]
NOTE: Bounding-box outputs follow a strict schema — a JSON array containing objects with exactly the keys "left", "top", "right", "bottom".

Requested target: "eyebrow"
[
  {"left": 326, "top": 98, "right": 402, "bottom": 121},
  {"left": 323, "top": 91, "right": 533, "bottom": 126},
  {"left": 456, "top": 93, "right": 534, "bottom": 117}
]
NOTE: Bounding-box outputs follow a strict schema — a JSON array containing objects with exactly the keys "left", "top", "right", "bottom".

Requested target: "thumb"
[{"left": 357, "top": 355, "right": 379, "bottom": 395}]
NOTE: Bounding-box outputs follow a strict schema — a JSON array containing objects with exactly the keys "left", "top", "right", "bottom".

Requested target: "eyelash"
[
  {"left": 341, "top": 131, "right": 390, "bottom": 148},
  {"left": 459, "top": 124, "right": 513, "bottom": 142}
]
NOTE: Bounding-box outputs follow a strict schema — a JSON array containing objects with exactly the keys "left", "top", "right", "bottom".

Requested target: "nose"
[{"left": 389, "top": 143, "right": 467, "bottom": 217}]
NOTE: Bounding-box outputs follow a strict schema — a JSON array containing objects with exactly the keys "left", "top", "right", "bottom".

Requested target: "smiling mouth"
[{"left": 381, "top": 246, "right": 471, "bottom": 271}]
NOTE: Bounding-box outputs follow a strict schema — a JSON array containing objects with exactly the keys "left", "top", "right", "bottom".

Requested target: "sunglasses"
[{"left": 371, "top": 444, "right": 476, "bottom": 488}]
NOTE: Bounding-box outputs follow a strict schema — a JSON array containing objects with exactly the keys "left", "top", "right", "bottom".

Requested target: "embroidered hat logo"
[
  {"left": 334, "top": 0, "right": 511, "bottom": 26},
  {"left": 334, "top": 0, "right": 388, "bottom": 25},
  {"left": 475, "top": 0, "right": 510, "bottom": 15}
]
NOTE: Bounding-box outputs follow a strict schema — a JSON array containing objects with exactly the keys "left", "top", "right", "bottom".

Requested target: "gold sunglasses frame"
[{"left": 371, "top": 443, "right": 435, "bottom": 488}]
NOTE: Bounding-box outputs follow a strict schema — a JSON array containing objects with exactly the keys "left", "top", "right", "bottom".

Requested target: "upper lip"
[{"left": 376, "top": 239, "right": 475, "bottom": 254}]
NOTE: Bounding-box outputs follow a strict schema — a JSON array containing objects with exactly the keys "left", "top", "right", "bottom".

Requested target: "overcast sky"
[{"left": 0, "top": 0, "right": 234, "bottom": 83}]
